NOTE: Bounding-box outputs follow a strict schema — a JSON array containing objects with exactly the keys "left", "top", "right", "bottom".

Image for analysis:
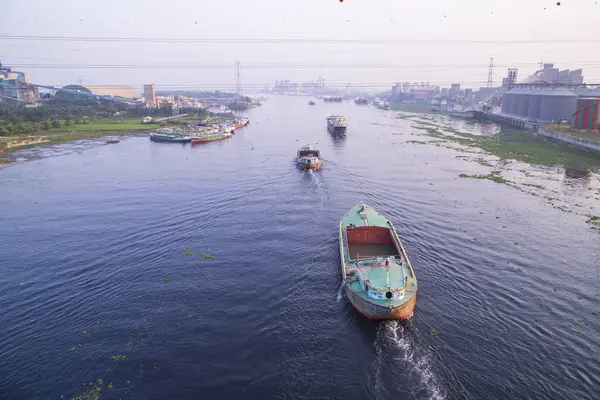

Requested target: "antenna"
[
  {"left": 235, "top": 61, "right": 242, "bottom": 95},
  {"left": 487, "top": 57, "right": 494, "bottom": 88}
]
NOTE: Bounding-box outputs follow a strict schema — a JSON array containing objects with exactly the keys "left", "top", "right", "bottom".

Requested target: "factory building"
[
  {"left": 501, "top": 85, "right": 600, "bottom": 124},
  {"left": 526, "top": 63, "right": 583, "bottom": 85},
  {"left": 55, "top": 84, "right": 141, "bottom": 102}
]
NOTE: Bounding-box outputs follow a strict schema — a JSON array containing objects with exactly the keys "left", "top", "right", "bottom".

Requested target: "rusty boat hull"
[
  {"left": 339, "top": 203, "right": 417, "bottom": 320},
  {"left": 297, "top": 161, "right": 322, "bottom": 170},
  {"left": 344, "top": 286, "right": 416, "bottom": 320}
]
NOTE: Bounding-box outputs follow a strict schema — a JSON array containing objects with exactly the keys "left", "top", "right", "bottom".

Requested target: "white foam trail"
[
  {"left": 373, "top": 321, "right": 446, "bottom": 400},
  {"left": 336, "top": 281, "right": 344, "bottom": 302}
]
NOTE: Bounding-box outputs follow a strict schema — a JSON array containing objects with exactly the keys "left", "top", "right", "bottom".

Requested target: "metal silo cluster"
[{"left": 502, "top": 86, "right": 580, "bottom": 122}]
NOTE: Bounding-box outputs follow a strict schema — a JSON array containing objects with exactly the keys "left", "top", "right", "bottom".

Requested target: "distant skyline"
[{"left": 2, "top": 0, "right": 599, "bottom": 91}]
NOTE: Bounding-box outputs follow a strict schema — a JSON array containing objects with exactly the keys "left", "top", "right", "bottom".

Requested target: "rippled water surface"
[{"left": 1, "top": 96, "right": 599, "bottom": 400}]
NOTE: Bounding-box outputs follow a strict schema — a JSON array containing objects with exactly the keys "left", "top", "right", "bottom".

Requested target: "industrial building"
[
  {"left": 144, "top": 83, "right": 156, "bottom": 106},
  {"left": 55, "top": 84, "right": 141, "bottom": 102},
  {"left": 501, "top": 85, "right": 600, "bottom": 125},
  {"left": 391, "top": 82, "right": 440, "bottom": 102},
  {"left": 0, "top": 64, "right": 39, "bottom": 104},
  {"left": 525, "top": 63, "right": 583, "bottom": 85}
]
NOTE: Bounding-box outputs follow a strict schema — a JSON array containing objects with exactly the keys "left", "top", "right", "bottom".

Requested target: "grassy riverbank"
[
  {"left": 541, "top": 124, "right": 600, "bottom": 143},
  {"left": 0, "top": 117, "right": 155, "bottom": 162}
]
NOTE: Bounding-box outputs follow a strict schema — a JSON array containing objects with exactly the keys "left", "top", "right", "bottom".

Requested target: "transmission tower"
[
  {"left": 487, "top": 57, "right": 494, "bottom": 88},
  {"left": 235, "top": 61, "right": 242, "bottom": 95}
]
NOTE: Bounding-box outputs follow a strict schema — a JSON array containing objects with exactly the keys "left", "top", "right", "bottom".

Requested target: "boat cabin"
[{"left": 297, "top": 146, "right": 321, "bottom": 159}]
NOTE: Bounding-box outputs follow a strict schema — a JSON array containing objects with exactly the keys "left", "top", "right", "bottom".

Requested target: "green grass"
[
  {"left": 413, "top": 123, "right": 600, "bottom": 171},
  {"left": 46, "top": 117, "right": 149, "bottom": 134},
  {"left": 541, "top": 124, "right": 600, "bottom": 144}
]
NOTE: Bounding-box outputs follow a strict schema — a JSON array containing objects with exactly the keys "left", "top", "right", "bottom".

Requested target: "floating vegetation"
[
  {"left": 184, "top": 279, "right": 191, "bottom": 284},
  {"left": 71, "top": 378, "right": 107, "bottom": 400},
  {"left": 108, "top": 383, "right": 113, "bottom": 389},
  {"left": 155, "top": 308, "right": 163, "bottom": 313},
  {"left": 458, "top": 171, "right": 509, "bottom": 184},
  {"left": 70, "top": 344, "right": 83, "bottom": 351},
  {"left": 426, "top": 302, "right": 431, "bottom": 309},
  {"left": 406, "top": 140, "right": 434, "bottom": 145},
  {"left": 522, "top": 183, "right": 545, "bottom": 190},
  {"left": 163, "top": 277, "right": 172, "bottom": 283},
  {"left": 183, "top": 248, "right": 193, "bottom": 256},
  {"left": 196, "top": 260, "right": 203, "bottom": 264},
  {"left": 585, "top": 216, "right": 600, "bottom": 230},
  {"left": 473, "top": 157, "right": 495, "bottom": 167},
  {"left": 430, "top": 328, "right": 438, "bottom": 337},
  {"left": 576, "top": 329, "right": 583, "bottom": 335},
  {"left": 514, "top": 242, "right": 519, "bottom": 246},
  {"left": 554, "top": 287, "right": 560, "bottom": 292},
  {"left": 71, "top": 386, "right": 101, "bottom": 400},
  {"left": 199, "top": 235, "right": 204, "bottom": 240},
  {"left": 231, "top": 235, "right": 237, "bottom": 240},
  {"left": 110, "top": 354, "right": 127, "bottom": 361},
  {"left": 578, "top": 295, "right": 583, "bottom": 300},
  {"left": 436, "top": 345, "right": 449, "bottom": 350},
  {"left": 511, "top": 266, "right": 522, "bottom": 272},
  {"left": 204, "top": 272, "right": 213, "bottom": 280},
  {"left": 578, "top": 319, "right": 586, "bottom": 325},
  {"left": 414, "top": 123, "right": 600, "bottom": 171},
  {"left": 200, "top": 253, "right": 213, "bottom": 259},
  {"left": 82, "top": 331, "right": 89, "bottom": 336},
  {"left": 537, "top": 302, "right": 551, "bottom": 311}
]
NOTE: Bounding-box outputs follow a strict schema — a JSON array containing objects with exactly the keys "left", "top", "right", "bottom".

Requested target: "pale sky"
[{"left": 1, "top": 0, "right": 599, "bottom": 91}]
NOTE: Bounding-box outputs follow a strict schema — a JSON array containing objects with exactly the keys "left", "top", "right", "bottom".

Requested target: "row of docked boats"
[{"left": 149, "top": 117, "right": 249, "bottom": 143}]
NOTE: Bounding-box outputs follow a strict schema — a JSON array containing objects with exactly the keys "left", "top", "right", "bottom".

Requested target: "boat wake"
[
  {"left": 306, "top": 169, "right": 328, "bottom": 209},
  {"left": 371, "top": 321, "right": 446, "bottom": 400},
  {"left": 336, "top": 281, "right": 344, "bottom": 302}
]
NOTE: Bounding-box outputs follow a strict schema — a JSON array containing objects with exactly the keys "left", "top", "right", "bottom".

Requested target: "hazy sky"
[{"left": 1, "top": 0, "right": 599, "bottom": 91}]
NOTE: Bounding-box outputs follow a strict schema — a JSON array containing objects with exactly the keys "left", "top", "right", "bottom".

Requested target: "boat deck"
[{"left": 347, "top": 243, "right": 398, "bottom": 260}]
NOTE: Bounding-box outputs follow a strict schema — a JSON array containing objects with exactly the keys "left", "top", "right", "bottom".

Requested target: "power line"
[
  {"left": 1, "top": 35, "right": 600, "bottom": 44},
  {"left": 8, "top": 62, "right": 600, "bottom": 70}
]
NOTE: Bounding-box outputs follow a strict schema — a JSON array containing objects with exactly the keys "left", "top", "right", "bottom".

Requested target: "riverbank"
[
  {"left": 0, "top": 117, "right": 169, "bottom": 163},
  {"left": 538, "top": 125, "right": 600, "bottom": 155}
]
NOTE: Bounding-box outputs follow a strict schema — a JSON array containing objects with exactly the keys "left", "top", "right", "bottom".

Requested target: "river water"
[{"left": 1, "top": 95, "right": 599, "bottom": 400}]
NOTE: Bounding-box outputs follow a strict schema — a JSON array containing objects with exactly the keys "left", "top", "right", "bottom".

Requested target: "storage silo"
[
  {"left": 573, "top": 98, "right": 600, "bottom": 131},
  {"left": 509, "top": 88, "right": 521, "bottom": 115},
  {"left": 527, "top": 89, "right": 542, "bottom": 119},
  {"left": 538, "top": 87, "right": 578, "bottom": 122},
  {"left": 517, "top": 89, "right": 531, "bottom": 117},
  {"left": 501, "top": 93, "right": 511, "bottom": 113}
]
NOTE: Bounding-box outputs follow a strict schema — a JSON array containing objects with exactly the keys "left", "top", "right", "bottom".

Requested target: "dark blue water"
[{"left": 1, "top": 96, "right": 599, "bottom": 400}]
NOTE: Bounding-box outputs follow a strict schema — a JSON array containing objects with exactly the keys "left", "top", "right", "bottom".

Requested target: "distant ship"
[
  {"left": 323, "top": 96, "right": 343, "bottom": 102},
  {"left": 375, "top": 100, "right": 390, "bottom": 110},
  {"left": 354, "top": 97, "right": 368, "bottom": 105},
  {"left": 308, "top": 100, "right": 316, "bottom": 106},
  {"left": 327, "top": 115, "right": 347, "bottom": 134}
]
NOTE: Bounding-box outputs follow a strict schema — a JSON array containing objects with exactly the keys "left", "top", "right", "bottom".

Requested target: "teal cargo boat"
[
  {"left": 149, "top": 130, "right": 191, "bottom": 143},
  {"left": 339, "top": 203, "right": 417, "bottom": 320}
]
